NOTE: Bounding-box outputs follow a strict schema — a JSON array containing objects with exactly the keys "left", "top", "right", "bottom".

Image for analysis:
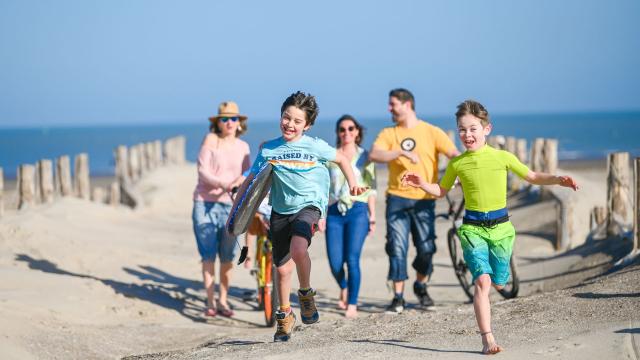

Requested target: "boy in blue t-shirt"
[{"left": 246, "top": 91, "right": 368, "bottom": 342}]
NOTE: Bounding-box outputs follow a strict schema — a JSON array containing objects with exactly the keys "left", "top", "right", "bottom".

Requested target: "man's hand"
[
  {"left": 558, "top": 176, "right": 579, "bottom": 191},
  {"left": 401, "top": 150, "right": 419, "bottom": 164}
]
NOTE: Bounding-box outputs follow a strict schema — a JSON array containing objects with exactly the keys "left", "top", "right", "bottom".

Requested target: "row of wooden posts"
[
  {"left": 0, "top": 136, "right": 186, "bottom": 217},
  {"left": 443, "top": 132, "right": 639, "bottom": 252}
]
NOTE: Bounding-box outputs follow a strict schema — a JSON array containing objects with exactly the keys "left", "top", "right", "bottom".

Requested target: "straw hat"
[{"left": 208, "top": 101, "right": 248, "bottom": 122}]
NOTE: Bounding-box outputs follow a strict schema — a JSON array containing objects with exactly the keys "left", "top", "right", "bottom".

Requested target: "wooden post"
[
  {"left": 138, "top": 143, "right": 147, "bottom": 175},
  {"left": 92, "top": 187, "right": 105, "bottom": 203},
  {"left": 530, "top": 138, "right": 545, "bottom": 172},
  {"left": 590, "top": 206, "right": 607, "bottom": 231},
  {"left": 543, "top": 139, "right": 558, "bottom": 175},
  {"left": 542, "top": 139, "right": 558, "bottom": 197},
  {"left": 505, "top": 137, "right": 519, "bottom": 192},
  {"left": 164, "top": 138, "right": 173, "bottom": 164},
  {"left": 555, "top": 195, "right": 573, "bottom": 250},
  {"left": 606, "top": 152, "right": 632, "bottom": 237},
  {"left": 176, "top": 136, "right": 186, "bottom": 164},
  {"left": 516, "top": 138, "right": 528, "bottom": 164},
  {"left": 74, "top": 153, "right": 90, "bottom": 200},
  {"left": 0, "top": 167, "right": 4, "bottom": 218},
  {"left": 115, "top": 145, "right": 129, "bottom": 183},
  {"left": 56, "top": 155, "right": 73, "bottom": 197},
  {"left": 109, "top": 182, "right": 120, "bottom": 206},
  {"left": 18, "top": 164, "right": 36, "bottom": 210},
  {"left": 633, "top": 157, "right": 639, "bottom": 252},
  {"left": 128, "top": 145, "right": 140, "bottom": 182},
  {"left": 154, "top": 140, "right": 163, "bottom": 166},
  {"left": 38, "top": 159, "right": 54, "bottom": 204}
]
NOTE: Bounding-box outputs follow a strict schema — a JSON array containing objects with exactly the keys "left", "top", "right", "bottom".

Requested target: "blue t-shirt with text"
[{"left": 249, "top": 135, "right": 337, "bottom": 217}]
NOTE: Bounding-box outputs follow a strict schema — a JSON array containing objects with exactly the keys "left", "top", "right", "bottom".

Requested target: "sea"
[{"left": 1, "top": 112, "right": 639, "bottom": 179}]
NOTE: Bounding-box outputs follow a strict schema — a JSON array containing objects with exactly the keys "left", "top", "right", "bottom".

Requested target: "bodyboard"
[{"left": 227, "top": 163, "right": 273, "bottom": 236}]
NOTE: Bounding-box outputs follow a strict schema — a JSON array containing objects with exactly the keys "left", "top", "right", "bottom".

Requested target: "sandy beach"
[{"left": 0, "top": 160, "right": 638, "bottom": 359}]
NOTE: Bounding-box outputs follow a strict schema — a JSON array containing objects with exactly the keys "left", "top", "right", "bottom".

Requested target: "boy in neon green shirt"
[{"left": 402, "top": 100, "right": 578, "bottom": 355}]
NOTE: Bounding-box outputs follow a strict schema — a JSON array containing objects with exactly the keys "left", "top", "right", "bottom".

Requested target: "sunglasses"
[
  {"left": 339, "top": 126, "right": 356, "bottom": 133},
  {"left": 219, "top": 116, "right": 239, "bottom": 123}
]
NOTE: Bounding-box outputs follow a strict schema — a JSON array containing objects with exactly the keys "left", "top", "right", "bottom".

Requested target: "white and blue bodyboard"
[{"left": 226, "top": 163, "right": 273, "bottom": 236}]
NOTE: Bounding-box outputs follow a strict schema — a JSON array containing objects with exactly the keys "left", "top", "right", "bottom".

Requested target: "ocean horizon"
[{"left": 1, "top": 111, "right": 639, "bottom": 179}]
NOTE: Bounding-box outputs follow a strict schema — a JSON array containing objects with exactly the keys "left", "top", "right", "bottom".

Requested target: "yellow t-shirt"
[{"left": 373, "top": 120, "right": 456, "bottom": 200}]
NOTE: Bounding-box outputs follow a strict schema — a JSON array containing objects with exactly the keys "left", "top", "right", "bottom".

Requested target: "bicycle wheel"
[
  {"left": 262, "top": 259, "right": 279, "bottom": 327},
  {"left": 497, "top": 254, "right": 520, "bottom": 299},
  {"left": 447, "top": 227, "right": 474, "bottom": 301}
]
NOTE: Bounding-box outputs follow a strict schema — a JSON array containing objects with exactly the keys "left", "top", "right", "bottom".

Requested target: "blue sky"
[{"left": 1, "top": 0, "right": 639, "bottom": 126}]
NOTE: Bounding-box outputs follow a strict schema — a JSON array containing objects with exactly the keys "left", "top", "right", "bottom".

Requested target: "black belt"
[{"left": 462, "top": 215, "right": 510, "bottom": 228}]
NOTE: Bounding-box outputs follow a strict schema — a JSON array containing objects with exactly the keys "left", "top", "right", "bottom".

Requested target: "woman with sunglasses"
[
  {"left": 324, "top": 114, "right": 377, "bottom": 318},
  {"left": 192, "top": 101, "right": 250, "bottom": 318}
]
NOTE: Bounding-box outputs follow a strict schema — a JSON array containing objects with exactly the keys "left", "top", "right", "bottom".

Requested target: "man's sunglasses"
[
  {"left": 339, "top": 126, "right": 356, "bottom": 133},
  {"left": 220, "top": 116, "right": 239, "bottom": 123}
]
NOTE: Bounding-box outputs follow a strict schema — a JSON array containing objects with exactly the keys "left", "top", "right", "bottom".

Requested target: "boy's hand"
[
  {"left": 401, "top": 150, "right": 419, "bottom": 164},
  {"left": 317, "top": 218, "right": 326, "bottom": 233},
  {"left": 350, "top": 186, "right": 370, "bottom": 196},
  {"left": 401, "top": 172, "right": 425, "bottom": 188},
  {"left": 558, "top": 175, "right": 579, "bottom": 191}
]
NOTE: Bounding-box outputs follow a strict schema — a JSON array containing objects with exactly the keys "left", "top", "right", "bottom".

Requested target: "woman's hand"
[
  {"left": 368, "top": 218, "right": 376, "bottom": 237},
  {"left": 350, "top": 185, "right": 370, "bottom": 196}
]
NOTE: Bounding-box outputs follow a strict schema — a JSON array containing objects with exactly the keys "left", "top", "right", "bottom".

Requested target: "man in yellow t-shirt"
[{"left": 370, "top": 88, "right": 459, "bottom": 313}]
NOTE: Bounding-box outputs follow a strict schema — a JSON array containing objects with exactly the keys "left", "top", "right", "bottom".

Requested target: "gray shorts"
[{"left": 270, "top": 206, "right": 321, "bottom": 267}]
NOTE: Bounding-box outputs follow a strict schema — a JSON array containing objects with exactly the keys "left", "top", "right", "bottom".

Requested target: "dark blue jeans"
[
  {"left": 325, "top": 201, "right": 369, "bottom": 305},
  {"left": 385, "top": 195, "right": 437, "bottom": 281}
]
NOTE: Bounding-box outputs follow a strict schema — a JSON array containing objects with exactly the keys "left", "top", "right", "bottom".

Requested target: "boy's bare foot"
[
  {"left": 345, "top": 304, "right": 358, "bottom": 319},
  {"left": 337, "top": 289, "right": 347, "bottom": 310},
  {"left": 481, "top": 332, "right": 503, "bottom": 355}
]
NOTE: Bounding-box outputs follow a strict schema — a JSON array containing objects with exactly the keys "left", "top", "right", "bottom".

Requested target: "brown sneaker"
[
  {"left": 273, "top": 310, "right": 296, "bottom": 342},
  {"left": 297, "top": 289, "right": 319, "bottom": 324}
]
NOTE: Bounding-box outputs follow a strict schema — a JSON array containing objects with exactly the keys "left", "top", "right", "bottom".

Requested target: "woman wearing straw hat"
[{"left": 192, "top": 101, "right": 250, "bottom": 317}]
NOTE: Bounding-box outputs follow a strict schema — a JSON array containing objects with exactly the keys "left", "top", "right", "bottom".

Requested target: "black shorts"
[{"left": 270, "top": 206, "right": 321, "bottom": 267}]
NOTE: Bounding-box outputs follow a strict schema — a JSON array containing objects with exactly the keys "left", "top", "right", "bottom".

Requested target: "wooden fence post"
[
  {"left": 115, "top": 145, "right": 129, "bottom": 183},
  {"left": 128, "top": 145, "right": 140, "bottom": 182},
  {"left": 516, "top": 138, "right": 528, "bottom": 164},
  {"left": 530, "top": 138, "right": 545, "bottom": 172},
  {"left": 590, "top": 206, "right": 607, "bottom": 231},
  {"left": 18, "top": 164, "right": 36, "bottom": 210},
  {"left": 0, "top": 167, "right": 4, "bottom": 218},
  {"left": 606, "top": 152, "right": 632, "bottom": 237},
  {"left": 138, "top": 143, "right": 147, "bottom": 175},
  {"left": 154, "top": 140, "right": 163, "bottom": 166},
  {"left": 56, "top": 155, "right": 73, "bottom": 197},
  {"left": 74, "top": 153, "right": 90, "bottom": 200},
  {"left": 176, "top": 136, "right": 186, "bottom": 164},
  {"left": 555, "top": 194, "right": 573, "bottom": 250},
  {"left": 634, "top": 157, "right": 639, "bottom": 253},
  {"left": 38, "top": 159, "right": 54, "bottom": 204},
  {"left": 92, "top": 187, "right": 105, "bottom": 203},
  {"left": 542, "top": 139, "right": 558, "bottom": 197},
  {"left": 109, "top": 182, "right": 120, "bottom": 206}
]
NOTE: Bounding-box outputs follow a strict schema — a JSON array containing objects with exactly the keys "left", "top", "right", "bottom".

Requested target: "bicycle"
[
  {"left": 247, "top": 216, "right": 279, "bottom": 327},
  {"left": 439, "top": 191, "right": 520, "bottom": 301}
]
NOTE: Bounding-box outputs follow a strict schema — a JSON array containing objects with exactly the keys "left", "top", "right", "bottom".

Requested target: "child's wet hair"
[
  {"left": 281, "top": 91, "right": 319, "bottom": 126},
  {"left": 456, "top": 100, "right": 490, "bottom": 127}
]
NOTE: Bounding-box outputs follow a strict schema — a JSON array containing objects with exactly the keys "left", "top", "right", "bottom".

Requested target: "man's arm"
[
  {"left": 444, "top": 148, "right": 461, "bottom": 159},
  {"left": 369, "top": 144, "right": 418, "bottom": 164}
]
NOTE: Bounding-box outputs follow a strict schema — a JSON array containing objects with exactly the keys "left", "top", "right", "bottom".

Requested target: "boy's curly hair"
[
  {"left": 455, "top": 100, "right": 490, "bottom": 127},
  {"left": 280, "top": 91, "right": 319, "bottom": 126}
]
